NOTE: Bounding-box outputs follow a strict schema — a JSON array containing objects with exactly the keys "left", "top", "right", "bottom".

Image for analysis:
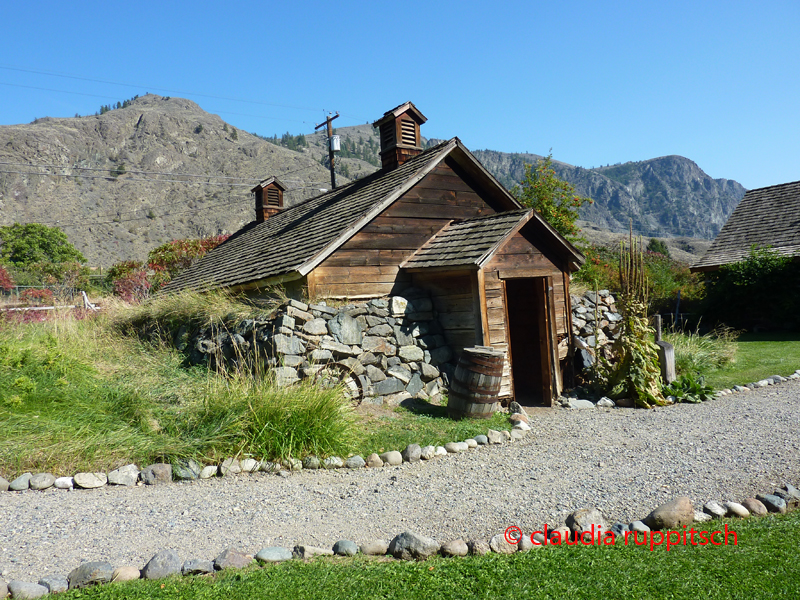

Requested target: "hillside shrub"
[{"left": 702, "top": 246, "right": 800, "bottom": 330}]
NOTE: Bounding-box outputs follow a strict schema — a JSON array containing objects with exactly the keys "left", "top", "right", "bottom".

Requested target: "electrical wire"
[
  {"left": 0, "top": 65, "right": 374, "bottom": 125},
  {"left": 0, "top": 161, "right": 262, "bottom": 181}
]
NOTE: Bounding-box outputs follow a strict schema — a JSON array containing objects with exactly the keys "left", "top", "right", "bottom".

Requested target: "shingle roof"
[
  {"left": 401, "top": 210, "right": 533, "bottom": 269},
  {"left": 692, "top": 180, "right": 800, "bottom": 271},
  {"left": 165, "top": 139, "right": 458, "bottom": 292}
]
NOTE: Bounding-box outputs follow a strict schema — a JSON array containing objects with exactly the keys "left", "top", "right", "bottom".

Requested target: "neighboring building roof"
[
  {"left": 692, "top": 180, "right": 800, "bottom": 271},
  {"left": 401, "top": 210, "right": 533, "bottom": 269}
]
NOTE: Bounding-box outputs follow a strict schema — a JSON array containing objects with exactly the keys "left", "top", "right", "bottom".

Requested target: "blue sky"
[{"left": 1, "top": 0, "right": 797, "bottom": 190}]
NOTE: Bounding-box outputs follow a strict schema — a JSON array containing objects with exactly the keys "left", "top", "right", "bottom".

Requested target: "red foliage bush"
[
  {"left": 113, "top": 269, "right": 152, "bottom": 303},
  {"left": 0, "top": 265, "right": 14, "bottom": 292},
  {"left": 20, "top": 288, "right": 55, "bottom": 306}
]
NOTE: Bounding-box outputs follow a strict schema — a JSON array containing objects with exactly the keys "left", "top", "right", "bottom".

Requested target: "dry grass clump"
[{"left": 665, "top": 325, "right": 739, "bottom": 376}]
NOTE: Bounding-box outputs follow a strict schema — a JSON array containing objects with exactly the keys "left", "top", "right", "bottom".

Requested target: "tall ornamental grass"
[
  {"left": 0, "top": 308, "right": 354, "bottom": 478},
  {"left": 664, "top": 326, "right": 739, "bottom": 376}
]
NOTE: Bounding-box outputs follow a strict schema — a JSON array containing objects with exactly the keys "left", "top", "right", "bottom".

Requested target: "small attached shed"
[{"left": 166, "top": 101, "right": 585, "bottom": 406}]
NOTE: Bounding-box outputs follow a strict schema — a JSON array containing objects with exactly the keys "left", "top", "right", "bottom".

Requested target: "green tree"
[
  {"left": 647, "top": 238, "right": 670, "bottom": 257},
  {"left": 0, "top": 223, "right": 85, "bottom": 267},
  {"left": 510, "top": 154, "right": 593, "bottom": 240}
]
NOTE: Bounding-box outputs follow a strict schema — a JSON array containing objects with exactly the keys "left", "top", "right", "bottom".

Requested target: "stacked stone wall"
[
  {"left": 184, "top": 288, "right": 455, "bottom": 406},
  {"left": 570, "top": 289, "right": 623, "bottom": 372}
]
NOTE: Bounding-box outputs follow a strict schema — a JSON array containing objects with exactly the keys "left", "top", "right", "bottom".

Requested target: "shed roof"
[
  {"left": 692, "top": 180, "right": 800, "bottom": 271},
  {"left": 401, "top": 210, "right": 533, "bottom": 269},
  {"left": 165, "top": 136, "right": 584, "bottom": 293}
]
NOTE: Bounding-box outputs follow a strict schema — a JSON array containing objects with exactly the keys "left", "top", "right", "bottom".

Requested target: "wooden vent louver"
[
  {"left": 400, "top": 119, "right": 417, "bottom": 146},
  {"left": 379, "top": 121, "right": 395, "bottom": 152},
  {"left": 266, "top": 187, "right": 281, "bottom": 207},
  {"left": 373, "top": 102, "right": 427, "bottom": 170}
]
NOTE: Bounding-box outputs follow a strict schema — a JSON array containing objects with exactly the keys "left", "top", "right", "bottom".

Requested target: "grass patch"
[
  {"left": 664, "top": 326, "right": 739, "bottom": 377},
  {"left": 0, "top": 312, "right": 355, "bottom": 476},
  {"left": 60, "top": 512, "right": 800, "bottom": 599},
  {"left": 0, "top": 304, "right": 508, "bottom": 478},
  {"left": 352, "top": 403, "right": 508, "bottom": 457},
  {"left": 111, "top": 288, "right": 280, "bottom": 344},
  {"left": 704, "top": 331, "right": 800, "bottom": 390}
]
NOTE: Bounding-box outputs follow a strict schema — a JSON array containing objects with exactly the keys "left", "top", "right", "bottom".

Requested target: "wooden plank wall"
[
  {"left": 410, "top": 271, "right": 479, "bottom": 357},
  {"left": 311, "top": 160, "right": 501, "bottom": 298},
  {"left": 482, "top": 270, "right": 513, "bottom": 398},
  {"left": 481, "top": 230, "right": 569, "bottom": 399}
]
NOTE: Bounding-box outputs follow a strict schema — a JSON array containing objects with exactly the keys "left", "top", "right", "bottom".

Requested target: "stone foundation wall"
[
  {"left": 183, "top": 288, "right": 456, "bottom": 406},
  {"left": 570, "top": 289, "right": 623, "bottom": 373}
]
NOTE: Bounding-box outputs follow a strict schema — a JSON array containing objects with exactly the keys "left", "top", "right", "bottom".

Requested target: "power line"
[
  {"left": 0, "top": 161, "right": 262, "bottom": 181},
  {"left": 0, "top": 65, "right": 323, "bottom": 113},
  {"left": 44, "top": 181, "right": 328, "bottom": 228},
  {"left": 0, "top": 65, "right": 373, "bottom": 125},
  {"left": 0, "top": 169, "right": 256, "bottom": 187}
]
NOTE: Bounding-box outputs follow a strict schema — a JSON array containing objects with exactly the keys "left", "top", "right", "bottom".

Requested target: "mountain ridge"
[{"left": 0, "top": 95, "right": 746, "bottom": 267}]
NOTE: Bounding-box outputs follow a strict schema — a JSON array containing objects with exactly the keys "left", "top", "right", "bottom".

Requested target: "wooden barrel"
[{"left": 447, "top": 346, "right": 505, "bottom": 419}]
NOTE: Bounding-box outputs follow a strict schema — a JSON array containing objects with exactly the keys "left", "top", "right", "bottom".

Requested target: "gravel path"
[{"left": 2, "top": 382, "right": 799, "bottom": 581}]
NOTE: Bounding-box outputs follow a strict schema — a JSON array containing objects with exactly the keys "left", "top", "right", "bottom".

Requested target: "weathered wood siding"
[
  {"left": 311, "top": 160, "right": 501, "bottom": 298},
  {"left": 481, "top": 229, "right": 569, "bottom": 399}
]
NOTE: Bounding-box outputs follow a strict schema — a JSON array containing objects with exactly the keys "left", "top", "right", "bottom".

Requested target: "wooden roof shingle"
[
  {"left": 692, "top": 180, "right": 800, "bottom": 271},
  {"left": 401, "top": 210, "right": 533, "bottom": 269},
  {"left": 165, "top": 139, "right": 459, "bottom": 292}
]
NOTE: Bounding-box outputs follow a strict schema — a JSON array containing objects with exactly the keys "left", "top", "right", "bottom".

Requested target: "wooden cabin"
[{"left": 166, "top": 102, "right": 585, "bottom": 405}]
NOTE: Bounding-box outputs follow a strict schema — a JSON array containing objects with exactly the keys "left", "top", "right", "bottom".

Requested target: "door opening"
[{"left": 504, "top": 277, "right": 552, "bottom": 406}]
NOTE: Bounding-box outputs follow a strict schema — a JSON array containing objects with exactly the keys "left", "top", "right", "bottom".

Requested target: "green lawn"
[
  {"left": 704, "top": 332, "right": 800, "bottom": 389},
  {"left": 60, "top": 511, "right": 800, "bottom": 600}
]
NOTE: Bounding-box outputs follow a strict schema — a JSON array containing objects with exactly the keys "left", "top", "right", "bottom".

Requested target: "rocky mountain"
[
  {"left": 0, "top": 95, "right": 341, "bottom": 267},
  {"left": 470, "top": 150, "right": 746, "bottom": 240},
  {"left": 0, "top": 95, "right": 746, "bottom": 267}
]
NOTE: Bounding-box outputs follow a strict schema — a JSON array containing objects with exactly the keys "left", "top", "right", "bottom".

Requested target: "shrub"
[
  {"left": 647, "top": 238, "right": 670, "bottom": 257},
  {"left": 663, "top": 373, "right": 715, "bottom": 403},
  {"left": 574, "top": 243, "right": 704, "bottom": 314},
  {"left": 20, "top": 288, "right": 54, "bottom": 306},
  {"left": 702, "top": 246, "right": 800, "bottom": 330},
  {"left": 114, "top": 269, "right": 151, "bottom": 303},
  {"left": 0, "top": 265, "right": 14, "bottom": 292}
]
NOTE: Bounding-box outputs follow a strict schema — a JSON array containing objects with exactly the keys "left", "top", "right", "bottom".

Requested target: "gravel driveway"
[{"left": 2, "top": 382, "right": 799, "bottom": 581}]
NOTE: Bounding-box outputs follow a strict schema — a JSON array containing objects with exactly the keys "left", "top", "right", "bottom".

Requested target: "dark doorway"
[{"left": 504, "top": 277, "right": 552, "bottom": 406}]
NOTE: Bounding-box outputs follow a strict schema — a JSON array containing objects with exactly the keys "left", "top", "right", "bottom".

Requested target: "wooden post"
[
  {"left": 654, "top": 314, "right": 662, "bottom": 342},
  {"left": 315, "top": 112, "right": 339, "bottom": 190},
  {"left": 656, "top": 340, "right": 676, "bottom": 384}
]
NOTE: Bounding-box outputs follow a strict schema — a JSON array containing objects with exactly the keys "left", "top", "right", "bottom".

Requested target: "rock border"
[
  {"left": 3, "top": 458, "right": 797, "bottom": 596},
  {"left": 2, "top": 397, "right": 799, "bottom": 596}
]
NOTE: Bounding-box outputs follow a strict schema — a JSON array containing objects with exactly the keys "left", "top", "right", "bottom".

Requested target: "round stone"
[
  {"left": 256, "top": 547, "right": 293, "bottom": 563},
  {"left": 332, "top": 540, "right": 359, "bottom": 556}
]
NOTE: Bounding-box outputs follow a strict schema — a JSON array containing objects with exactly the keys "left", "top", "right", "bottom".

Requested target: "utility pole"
[{"left": 315, "top": 112, "right": 339, "bottom": 190}]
